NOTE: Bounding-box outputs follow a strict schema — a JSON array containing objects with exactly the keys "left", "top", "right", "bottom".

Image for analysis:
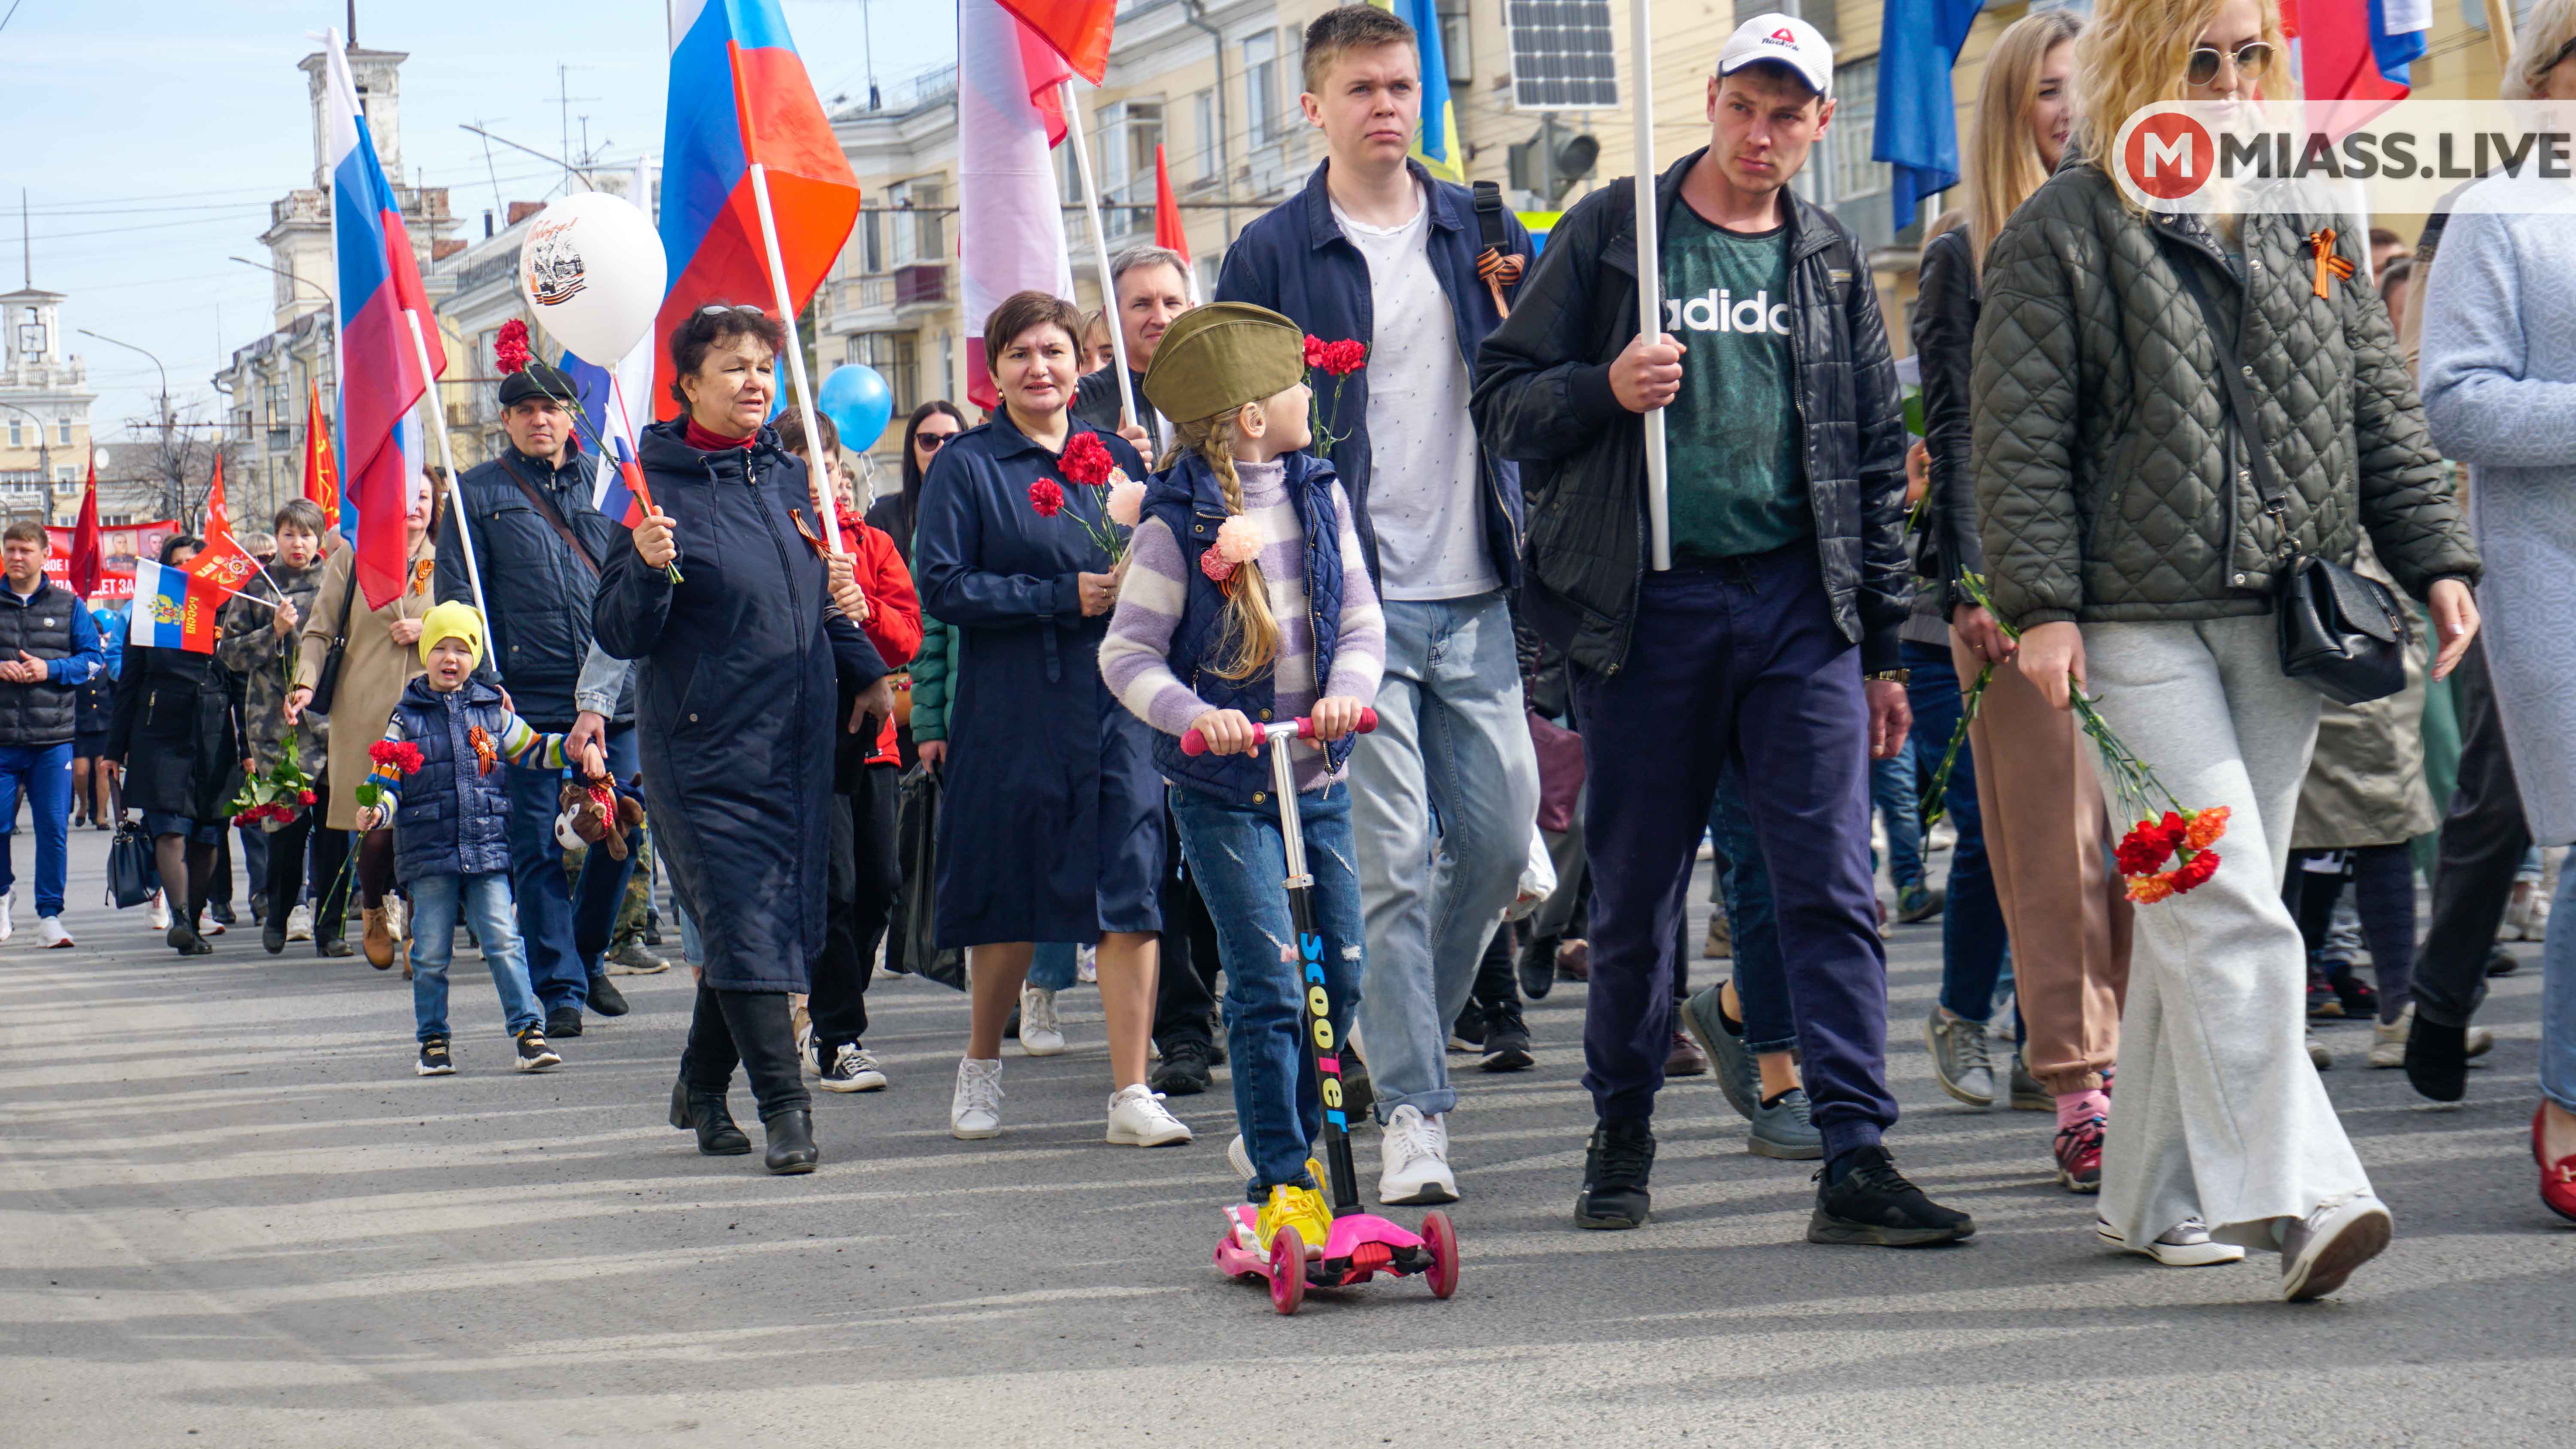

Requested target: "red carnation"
[
  {"left": 1028, "top": 479, "right": 1066, "bottom": 518},
  {"left": 1059, "top": 431, "right": 1116, "bottom": 488},
  {"left": 495, "top": 318, "right": 533, "bottom": 376},
  {"left": 1321, "top": 340, "right": 1368, "bottom": 376},
  {"left": 368, "top": 739, "right": 425, "bottom": 775},
  {"left": 298, "top": 788, "right": 318, "bottom": 806},
  {"left": 1303, "top": 334, "right": 1329, "bottom": 370},
  {"left": 2172, "top": 849, "right": 2221, "bottom": 892}
]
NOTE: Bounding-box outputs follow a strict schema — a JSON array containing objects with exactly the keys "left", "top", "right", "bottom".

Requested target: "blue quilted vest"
[
  {"left": 1144, "top": 449, "right": 1350, "bottom": 806},
  {"left": 388, "top": 675, "right": 519, "bottom": 884}
]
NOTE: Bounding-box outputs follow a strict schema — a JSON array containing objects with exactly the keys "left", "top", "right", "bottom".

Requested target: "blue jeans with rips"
[{"left": 1169, "top": 782, "right": 1364, "bottom": 1198}]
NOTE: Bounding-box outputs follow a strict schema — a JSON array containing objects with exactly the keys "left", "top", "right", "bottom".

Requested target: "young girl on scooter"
[{"left": 1100, "top": 303, "right": 1385, "bottom": 1256}]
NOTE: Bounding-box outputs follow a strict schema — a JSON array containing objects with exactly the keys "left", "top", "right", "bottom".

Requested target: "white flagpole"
[
  {"left": 1060, "top": 79, "right": 1139, "bottom": 429},
  {"left": 1630, "top": 0, "right": 1670, "bottom": 572},
  {"left": 747, "top": 161, "right": 846, "bottom": 554},
  {"left": 404, "top": 309, "right": 494, "bottom": 643}
]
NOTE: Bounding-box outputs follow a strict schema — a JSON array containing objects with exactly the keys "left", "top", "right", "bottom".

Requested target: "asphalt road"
[{"left": 3, "top": 825, "right": 2571, "bottom": 1448}]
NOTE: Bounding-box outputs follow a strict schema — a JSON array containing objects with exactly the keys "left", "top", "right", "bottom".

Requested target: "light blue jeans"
[
  {"left": 2544, "top": 865, "right": 2576, "bottom": 1115},
  {"left": 1028, "top": 943, "right": 1081, "bottom": 991},
  {"left": 1349, "top": 593, "right": 1540, "bottom": 1122},
  {"left": 410, "top": 871, "right": 544, "bottom": 1043}
]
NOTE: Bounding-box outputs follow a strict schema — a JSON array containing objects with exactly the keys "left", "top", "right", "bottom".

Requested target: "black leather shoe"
[
  {"left": 315, "top": 933, "right": 352, "bottom": 958},
  {"left": 587, "top": 973, "right": 629, "bottom": 1017},
  {"left": 1149, "top": 1039, "right": 1213, "bottom": 1096},
  {"left": 1575, "top": 1118, "right": 1655, "bottom": 1229},
  {"left": 2404, "top": 1017, "right": 2471, "bottom": 1103},
  {"left": 168, "top": 923, "right": 214, "bottom": 957},
  {"left": 547, "top": 1006, "right": 583, "bottom": 1039},
  {"left": 1516, "top": 933, "right": 1557, "bottom": 1001},
  {"left": 263, "top": 917, "right": 288, "bottom": 955},
  {"left": 669, "top": 1077, "right": 750, "bottom": 1155},
  {"left": 762, "top": 1109, "right": 818, "bottom": 1173}
]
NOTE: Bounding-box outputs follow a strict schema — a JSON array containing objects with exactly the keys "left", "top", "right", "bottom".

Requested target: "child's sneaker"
[
  {"left": 514, "top": 1028, "right": 561, "bottom": 1072},
  {"left": 1106, "top": 1083, "right": 1193, "bottom": 1146},
  {"left": 417, "top": 1037, "right": 455, "bottom": 1076},
  {"left": 1256, "top": 1182, "right": 1331, "bottom": 1258},
  {"left": 1227, "top": 1133, "right": 1331, "bottom": 1201}
]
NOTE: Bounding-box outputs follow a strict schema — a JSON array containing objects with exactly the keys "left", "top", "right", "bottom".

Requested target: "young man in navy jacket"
[{"left": 1218, "top": 4, "right": 1537, "bottom": 1209}]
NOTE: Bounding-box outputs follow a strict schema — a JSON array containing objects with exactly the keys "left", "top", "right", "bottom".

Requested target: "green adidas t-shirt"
[{"left": 1660, "top": 206, "right": 1810, "bottom": 561}]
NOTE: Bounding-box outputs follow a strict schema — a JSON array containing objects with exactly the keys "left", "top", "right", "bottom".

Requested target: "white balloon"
[{"left": 517, "top": 191, "right": 669, "bottom": 363}]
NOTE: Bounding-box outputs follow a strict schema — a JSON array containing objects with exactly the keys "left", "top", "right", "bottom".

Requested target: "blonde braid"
[{"left": 1169, "top": 408, "right": 1283, "bottom": 682}]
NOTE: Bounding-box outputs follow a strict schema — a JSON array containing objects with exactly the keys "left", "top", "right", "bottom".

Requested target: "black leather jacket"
[
  {"left": 1908, "top": 225, "right": 1983, "bottom": 645},
  {"left": 1471, "top": 149, "right": 1911, "bottom": 676}
]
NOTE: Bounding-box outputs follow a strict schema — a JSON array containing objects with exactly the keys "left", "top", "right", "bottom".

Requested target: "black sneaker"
[
  {"left": 546, "top": 1006, "right": 584, "bottom": 1039},
  {"left": 417, "top": 1037, "right": 455, "bottom": 1076},
  {"left": 2403, "top": 1016, "right": 2471, "bottom": 1103},
  {"left": 1516, "top": 932, "right": 1557, "bottom": 1001},
  {"left": 1447, "top": 1009, "right": 1487, "bottom": 1052},
  {"left": 1149, "top": 1038, "right": 1213, "bottom": 1096},
  {"left": 816, "top": 1041, "right": 887, "bottom": 1092},
  {"left": 1339, "top": 1050, "right": 1376, "bottom": 1125},
  {"left": 262, "top": 915, "right": 288, "bottom": 955},
  {"left": 586, "top": 973, "right": 630, "bottom": 1017},
  {"left": 1479, "top": 1003, "right": 1534, "bottom": 1072},
  {"left": 2486, "top": 946, "right": 2521, "bottom": 978},
  {"left": 1575, "top": 1119, "right": 1655, "bottom": 1229},
  {"left": 514, "top": 1028, "right": 562, "bottom": 1072},
  {"left": 1204, "top": 1012, "right": 1227, "bottom": 1065},
  {"left": 1807, "top": 1145, "right": 1975, "bottom": 1246}
]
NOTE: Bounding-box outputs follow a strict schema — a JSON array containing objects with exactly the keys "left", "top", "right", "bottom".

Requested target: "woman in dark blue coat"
[
  {"left": 913, "top": 290, "right": 1185, "bottom": 1149},
  {"left": 594, "top": 304, "right": 890, "bottom": 1175}
]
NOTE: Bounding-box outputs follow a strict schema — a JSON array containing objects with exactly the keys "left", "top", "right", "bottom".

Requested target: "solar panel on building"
[{"left": 1505, "top": 0, "right": 1621, "bottom": 111}]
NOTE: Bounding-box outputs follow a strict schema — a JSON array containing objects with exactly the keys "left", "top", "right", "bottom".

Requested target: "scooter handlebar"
[{"left": 1179, "top": 706, "right": 1378, "bottom": 758}]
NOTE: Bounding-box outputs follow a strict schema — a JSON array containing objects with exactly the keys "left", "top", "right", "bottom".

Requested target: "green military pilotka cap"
[{"left": 1140, "top": 302, "right": 1306, "bottom": 427}]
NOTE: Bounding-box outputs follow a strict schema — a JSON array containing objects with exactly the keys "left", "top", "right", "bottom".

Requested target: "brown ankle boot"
[{"left": 362, "top": 906, "right": 393, "bottom": 969}]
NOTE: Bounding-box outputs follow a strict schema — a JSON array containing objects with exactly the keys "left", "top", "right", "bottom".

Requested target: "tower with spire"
[{"left": 0, "top": 198, "right": 96, "bottom": 523}]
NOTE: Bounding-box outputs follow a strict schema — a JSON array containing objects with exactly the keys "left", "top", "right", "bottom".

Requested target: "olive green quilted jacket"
[{"left": 1971, "top": 164, "right": 2478, "bottom": 630}]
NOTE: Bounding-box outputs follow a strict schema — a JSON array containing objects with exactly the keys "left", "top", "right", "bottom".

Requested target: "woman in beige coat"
[{"left": 285, "top": 475, "right": 439, "bottom": 967}]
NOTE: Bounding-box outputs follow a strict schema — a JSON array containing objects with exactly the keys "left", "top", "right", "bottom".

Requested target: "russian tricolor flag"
[
  {"left": 128, "top": 559, "right": 223, "bottom": 655},
  {"left": 654, "top": 0, "right": 861, "bottom": 421},
  {"left": 325, "top": 30, "right": 444, "bottom": 610},
  {"left": 564, "top": 335, "right": 653, "bottom": 527}
]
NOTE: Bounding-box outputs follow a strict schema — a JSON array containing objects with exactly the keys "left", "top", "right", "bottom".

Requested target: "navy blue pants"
[
  {"left": 507, "top": 723, "right": 640, "bottom": 1014},
  {"left": 1572, "top": 545, "right": 1896, "bottom": 1162}
]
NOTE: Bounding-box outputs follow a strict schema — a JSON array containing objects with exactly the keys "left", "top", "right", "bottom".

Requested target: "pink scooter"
[{"left": 1184, "top": 709, "right": 1459, "bottom": 1315}]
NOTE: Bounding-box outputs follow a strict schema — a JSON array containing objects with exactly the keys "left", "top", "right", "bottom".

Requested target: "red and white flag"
[{"left": 960, "top": 0, "right": 1075, "bottom": 410}]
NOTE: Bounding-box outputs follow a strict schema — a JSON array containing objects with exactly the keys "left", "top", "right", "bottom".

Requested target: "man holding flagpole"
[
  {"left": 1218, "top": 3, "right": 1535, "bottom": 1210},
  {"left": 1071, "top": 244, "right": 1193, "bottom": 450},
  {"left": 1473, "top": 15, "right": 1970, "bottom": 1245}
]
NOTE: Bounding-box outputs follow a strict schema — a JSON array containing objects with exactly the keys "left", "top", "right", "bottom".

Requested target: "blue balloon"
[{"left": 817, "top": 365, "right": 894, "bottom": 446}]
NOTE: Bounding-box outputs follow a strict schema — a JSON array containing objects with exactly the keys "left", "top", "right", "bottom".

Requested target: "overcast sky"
[{"left": 0, "top": 0, "right": 956, "bottom": 443}]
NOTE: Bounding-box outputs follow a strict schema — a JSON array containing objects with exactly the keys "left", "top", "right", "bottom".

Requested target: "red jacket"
[{"left": 843, "top": 512, "right": 920, "bottom": 766}]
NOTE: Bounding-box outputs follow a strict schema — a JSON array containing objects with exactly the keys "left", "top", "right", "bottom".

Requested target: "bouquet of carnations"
[
  {"left": 355, "top": 738, "right": 423, "bottom": 818},
  {"left": 1027, "top": 430, "right": 1142, "bottom": 564},
  {"left": 1303, "top": 334, "right": 1367, "bottom": 457},
  {"left": 229, "top": 731, "right": 319, "bottom": 830}
]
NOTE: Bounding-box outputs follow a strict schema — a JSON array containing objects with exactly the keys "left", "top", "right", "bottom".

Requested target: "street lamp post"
[{"left": 75, "top": 327, "right": 186, "bottom": 525}]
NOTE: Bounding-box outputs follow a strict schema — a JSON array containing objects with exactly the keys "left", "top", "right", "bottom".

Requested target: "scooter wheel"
[
  {"left": 1267, "top": 1225, "right": 1306, "bottom": 1315},
  {"left": 1421, "top": 1210, "right": 1458, "bottom": 1300}
]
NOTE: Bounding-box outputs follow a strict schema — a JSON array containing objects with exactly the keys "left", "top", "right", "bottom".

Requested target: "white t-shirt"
[{"left": 1331, "top": 185, "right": 1497, "bottom": 602}]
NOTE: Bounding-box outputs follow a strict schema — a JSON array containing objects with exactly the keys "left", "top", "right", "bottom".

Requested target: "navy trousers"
[
  {"left": 1572, "top": 544, "right": 1897, "bottom": 1163},
  {"left": 507, "top": 723, "right": 640, "bottom": 1014}
]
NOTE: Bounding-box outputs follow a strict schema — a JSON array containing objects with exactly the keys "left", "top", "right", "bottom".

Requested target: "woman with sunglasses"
[
  {"left": 1975, "top": 0, "right": 2481, "bottom": 1299},
  {"left": 2420, "top": 0, "right": 2576, "bottom": 1224}
]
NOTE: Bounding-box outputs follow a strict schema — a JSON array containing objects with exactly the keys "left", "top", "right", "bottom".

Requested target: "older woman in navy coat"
[
  {"left": 914, "top": 290, "right": 1188, "bottom": 1149},
  {"left": 594, "top": 305, "right": 889, "bottom": 1175}
]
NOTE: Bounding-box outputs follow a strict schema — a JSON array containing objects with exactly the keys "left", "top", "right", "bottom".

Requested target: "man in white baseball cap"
[{"left": 1716, "top": 11, "right": 1835, "bottom": 98}]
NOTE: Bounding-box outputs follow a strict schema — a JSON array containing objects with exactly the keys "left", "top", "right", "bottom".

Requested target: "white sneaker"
[
  {"left": 2281, "top": 1193, "right": 2394, "bottom": 1301},
  {"left": 286, "top": 902, "right": 314, "bottom": 942},
  {"left": 0, "top": 897, "right": 12, "bottom": 942},
  {"left": 818, "top": 1043, "right": 888, "bottom": 1092},
  {"left": 1106, "top": 1083, "right": 1193, "bottom": 1146},
  {"left": 146, "top": 892, "right": 172, "bottom": 931},
  {"left": 2368, "top": 1002, "right": 2494, "bottom": 1068},
  {"left": 1075, "top": 945, "right": 1097, "bottom": 984},
  {"left": 1376, "top": 1103, "right": 1458, "bottom": 1205},
  {"left": 38, "top": 915, "right": 72, "bottom": 949},
  {"left": 1019, "top": 985, "right": 1066, "bottom": 1056},
  {"left": 2097, "top": 1214, "right": 2245, "bottom": 1267},
  {"left": 950, "top": 1057, "right": 1005, "bottom": 1139}
]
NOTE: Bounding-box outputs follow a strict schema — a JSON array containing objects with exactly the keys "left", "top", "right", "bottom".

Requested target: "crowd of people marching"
[{"left": 5, "top": 0, "right": 2574, "bottom": 1302}]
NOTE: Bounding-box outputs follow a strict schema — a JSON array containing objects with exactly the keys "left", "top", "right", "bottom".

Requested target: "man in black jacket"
[
  {"left": 437, "top": 364, "right": 637, "bottom": 1038},
  {"left": 0, "top": 520, "right": 103, "bottom": 949},
  {"left": 1472, "top": 14, "right": 1968, "bottom": 1246},
  {"left": 1069, "top": 243, "right": 1191, "bottom": 453}
]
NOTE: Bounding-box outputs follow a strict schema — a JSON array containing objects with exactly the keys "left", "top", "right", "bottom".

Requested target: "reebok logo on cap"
[{"left": 1720, "top": 12, "right": 1834, "bottom": 97}]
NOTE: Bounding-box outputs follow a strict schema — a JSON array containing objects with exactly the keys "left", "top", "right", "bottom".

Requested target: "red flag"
[
  {"left": 994, "top": 0, "right": 1115, "bottom": 86},
  {"left": 1153, "top": 143, "right": 1191, "bottom": 269},
  {"left": 2282, "top": 0, "right": 2407, "bottom": 136},
  {"left": 182, "top": 456, "right": 260, "bottom": 598},
  {"left": 68, "top": 464, "right": 101, "bottom": 600},
  {"left": 301, "top": 380, "right": 341, "bottom": 533}
]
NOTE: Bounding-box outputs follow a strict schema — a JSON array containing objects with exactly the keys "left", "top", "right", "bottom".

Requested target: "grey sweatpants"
[{"left": 2081, "top": 614, "right": 2370, "bottom": 1251}]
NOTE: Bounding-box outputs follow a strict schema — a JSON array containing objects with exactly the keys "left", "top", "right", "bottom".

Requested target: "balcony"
[{"left": 893, "top": 263, "right": 947, "bottom": 309}]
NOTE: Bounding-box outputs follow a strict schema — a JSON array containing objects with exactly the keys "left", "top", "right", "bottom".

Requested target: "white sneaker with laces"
[
  {"left": 0, "top": 896, "right": 12, "bottom": 943},
  {"left": 146, "top": 892, "right": 171, "bottom": 931},
  {"left": 1376, "top": 1103, "right": 1458, "bottom": 1205},
  {"left": 1106, "top": 1082, "right": 1193, "bottom": 1146},
  {"left": 286, "top": 902, "right": 314, "bottom": 942},
  {"left": 819, "top": 1043, "right": 888, "bottom": 1092},
  {"left": 2281, "top": 1192, "right": 2393, "bottom": 1301},
  {"left": 950, "top": 1057, "right": 1005, "bottom": 1139},
  {"left": 2097, "top": 1214, "right": 2244, "bottom": 1267},
  {"left": 1019, "top": 985, "right": 1066, "bottom": 1056},
  {"left": 38, "top": 915, "right": 73, "bottom": 949}
]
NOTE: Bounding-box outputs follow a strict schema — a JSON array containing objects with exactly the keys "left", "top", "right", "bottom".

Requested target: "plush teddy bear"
[{"left": 553, "top": 776, "right": 648, "bottom": 860}]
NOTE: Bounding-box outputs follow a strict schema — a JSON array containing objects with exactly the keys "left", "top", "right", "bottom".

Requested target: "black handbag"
[
  {"left": 105, "top": 784, "right": 158, "bottom": 909},
  {"left": 2170, "top": 243, "right": 2409, "bottom": 706},
  {"left": 305, "top": 554, "right": 361, "bottom": 717},
  {"left": 895, "top": 761, "right": 966, "bottom": 992}
]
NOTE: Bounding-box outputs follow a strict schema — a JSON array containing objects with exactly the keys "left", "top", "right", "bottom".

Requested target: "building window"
[
  {"left": 1194, "top": 91, "right": 1219, "bottom": 181},
  {"left": 1439, "top": 0, "right": 1473, "bottom": 85},
  {"left": 1822, "top": 58, "right": 1889, "bottom": 203},
  {"left": 4, "top": 420, "right": 17, "bottom": 448},
  {"left": 1103, "top": 100, "right": 1165, "bottom": 236},
  {"left": 846, "top": 332, "right": 920, "bottom": 424},
  {"left": 56, "top": 418, "right": 73, "bottom": 446},
  {"left": 857, "top": 210, "right": 885, "bottom": 274},
  {"left": 887, "top": 180, "right": 947, "bottom": 266},
  {"left": 264, "top": 382, "right": 290, "bottom": 433},
  {"left": 1245, "top": 31, "right": 1283, "bottom": 146}
]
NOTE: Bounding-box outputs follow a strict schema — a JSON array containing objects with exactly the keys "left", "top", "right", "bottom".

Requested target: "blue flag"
[{"left": 1872, "top": 0, "right": 1984, "bottom": 230}]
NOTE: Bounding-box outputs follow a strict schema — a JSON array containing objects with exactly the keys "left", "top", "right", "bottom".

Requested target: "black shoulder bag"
[
  {"left": 2169, "top": 246, "right": 2407, "bottom": 706},
  {"left": 304, "top": 554, "right": 361, "bottom": 717}
]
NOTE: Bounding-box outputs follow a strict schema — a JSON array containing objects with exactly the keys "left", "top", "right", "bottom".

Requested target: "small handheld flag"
[
  {"left": 129, "top": 558, "right": 225, "bottom": 655},
  {"left": 183, "top": 455, "right": 261, "bottom": 598}
]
